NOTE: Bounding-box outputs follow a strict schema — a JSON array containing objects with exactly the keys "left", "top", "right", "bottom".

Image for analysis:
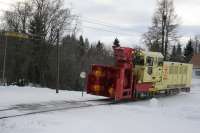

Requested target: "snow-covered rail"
[{"left": 0, "top": 99, "right": 114, "bottom": 120}]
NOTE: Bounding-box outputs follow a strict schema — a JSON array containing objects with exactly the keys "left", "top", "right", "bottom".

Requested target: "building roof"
[{"left": 190, "top": 54, "right": 200, "bottom": 68}]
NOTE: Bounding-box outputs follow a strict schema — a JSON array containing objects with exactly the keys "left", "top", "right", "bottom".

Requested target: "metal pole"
[
  {"left": 80, "top": 72, "right": 86, "bottom": 97},
  {"left": 56, "top": 29, "right": 60, "bottom": 93},
  {"left": 82, "top": 79, "right": 84, "bottom": 97},
  {"left": 2, "top": 35, "right": 7, "bottom": 86}
]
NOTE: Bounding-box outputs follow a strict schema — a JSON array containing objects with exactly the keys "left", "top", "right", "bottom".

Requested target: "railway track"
[
  {"left": 0, "top": 99, "right": 114, "bottom": 120},
  {"left": 0, "top": 91, "right": 196, "bottom": 120}
]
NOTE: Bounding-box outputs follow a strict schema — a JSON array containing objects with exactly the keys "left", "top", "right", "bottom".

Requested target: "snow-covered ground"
[
  {"left": 0, "top": 86, "right": 102, "bottom": 107},
  {"left": 0, "top": 79, "right": 200, "bottom": 133}
]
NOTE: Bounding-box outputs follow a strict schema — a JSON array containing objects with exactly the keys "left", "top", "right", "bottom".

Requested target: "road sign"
[
  {"left": 80, "top": 72, "right": 86, "bottom": 97},
  {"left": 80, "top": 72, "right": 86, "bottom": 79}
]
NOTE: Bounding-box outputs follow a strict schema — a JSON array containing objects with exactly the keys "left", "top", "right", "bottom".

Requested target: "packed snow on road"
[{"left": 0, "top": 79, "right": 200, "bottom": 133}]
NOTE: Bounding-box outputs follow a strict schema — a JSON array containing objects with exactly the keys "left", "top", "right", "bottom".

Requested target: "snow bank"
[
  {"left": 0, "top": 86, "right": 103, "bottom": 107},
  {"left": 0, "top": 78, "right": 200, "bottom": 133}
]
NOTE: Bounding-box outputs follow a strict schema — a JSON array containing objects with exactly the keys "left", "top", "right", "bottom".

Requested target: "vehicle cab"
[{"left": 134, "top": 50, "right": 164, "bottom": 84}]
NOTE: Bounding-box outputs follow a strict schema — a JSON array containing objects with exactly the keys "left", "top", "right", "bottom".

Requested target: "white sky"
[{"left": 1, "top": 0, "right": 200, "bottom": 47}]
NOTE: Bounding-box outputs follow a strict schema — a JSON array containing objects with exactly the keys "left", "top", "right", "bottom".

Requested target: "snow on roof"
[{"left": 143, "top": 51, "right": 164, "bottom": 58}]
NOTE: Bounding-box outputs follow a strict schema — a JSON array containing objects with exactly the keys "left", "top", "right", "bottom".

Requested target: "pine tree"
[
  {"left": 79, "top": 35, "right": 84, "bottom": 47},
  {"left": 96, "top": 41, "right": 104, "bottom": 52},
  {"left": 96, "top": 40, "right": 105, "bottom": 60},
  {"left": 29, "top": 13, "right": 46, "bottom": 41},
  {"left": 84, "top": 38, "right": 90, "bottom": 50},
  {"left": 176, "top": 43, "right": 183, "bottom": 62},
  {"left": 184, "top": 39, "right": 194, "bottom": 63},
  {"left": 79, "top": 35, "right": 85, "bottom": 57},
  {"left": 197, "top": 42, "right": 200, "bottom": 54},
  {"left": 28, "top": 12, "right": 48, "bottom": 85},
  {"left": 199, "top": 44, "right": 200, "bottom": 54},
  {"left": 170, "top": 45, "right": 176, "bottom": 61},
  {"left": 113, "top": 38, "right": 120, "bottom": 47},
  {"left": 177, "top": 43, "right": 182, "bottom": 56}
]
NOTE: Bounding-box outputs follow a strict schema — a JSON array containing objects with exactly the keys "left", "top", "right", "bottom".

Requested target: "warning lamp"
[
  {"left": 108, "top": 87, "right": 114, "bottom": 96},
  {"left": 94, "top": 70, "right": 102, "bottom": 78},
  {"left": 93, "top": 85, "right": 101, "bottom": 92}
]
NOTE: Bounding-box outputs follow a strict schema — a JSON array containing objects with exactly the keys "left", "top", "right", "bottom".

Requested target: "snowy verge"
[
  {"left": 0, "top": 79, "right": 200, "bottom": 133},
  {"left": 0, "top": 85, "right": 104, "bottom": 108}
]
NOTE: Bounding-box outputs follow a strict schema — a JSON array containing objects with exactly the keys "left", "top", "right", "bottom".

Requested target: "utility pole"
[
  {"left": 2, "top": 35, "right": 7, "bottom": 86},
  {"left": 56, "top": 29, "right": 60, "bottom": 93}
]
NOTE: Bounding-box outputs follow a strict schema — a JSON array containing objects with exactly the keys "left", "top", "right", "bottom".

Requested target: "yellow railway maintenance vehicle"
[
  {"left": 134, "top": 50, "right": 192, "bottom": 98},
  {"left": 87, "top": 47, "right": 193, "bottom": 101}
]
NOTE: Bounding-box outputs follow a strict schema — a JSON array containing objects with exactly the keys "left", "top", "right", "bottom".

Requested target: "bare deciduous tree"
[
  {"left": 143, "top": 0, "right": 179, "bottom": 60},
  {"left": 3, "top": 0, "right": 77, "bottom": 44},
  {"left": 17, "top": 2, "right": 32, "bottom": 33},
  {"left": 30, "top": 0, "right": 77, "bottom": 44},
  {"left": 3, "top": 1, "right": 32, "bottom": 33}
]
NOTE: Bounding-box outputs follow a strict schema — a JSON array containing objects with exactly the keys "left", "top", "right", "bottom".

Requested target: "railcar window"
[
  {"left": 147, "top": 57, "right": 154, "bottom": 66},
  {"left": 158, "top": 58, "right": 163, "bottom": 66},
  {"left": 135, "top": 56, "right": 144, "bottom": 65},
  {"left": 196, "top": 70, "right": 200, "bottom": 76},
  {"left": 154, "top": 58, "right": 158, "bottom": 65},
  {"left": 147, "top": 67, "right": 153, "bottom": 75}
]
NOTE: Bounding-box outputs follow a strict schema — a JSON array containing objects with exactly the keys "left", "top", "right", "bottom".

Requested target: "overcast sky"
[{"left": 1, "top": 0, "right": 200, "bottom": 47}]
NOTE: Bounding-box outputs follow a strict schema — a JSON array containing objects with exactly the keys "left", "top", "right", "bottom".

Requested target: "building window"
[
  {"left": 147, "top": 67, "right": 153, "bottom": 75},
  {"left": 195, "top": 70, "right": 200, "bottom": 76},
  {"left": 135, "top": 55, "right": 144, "bottom": 65}
]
